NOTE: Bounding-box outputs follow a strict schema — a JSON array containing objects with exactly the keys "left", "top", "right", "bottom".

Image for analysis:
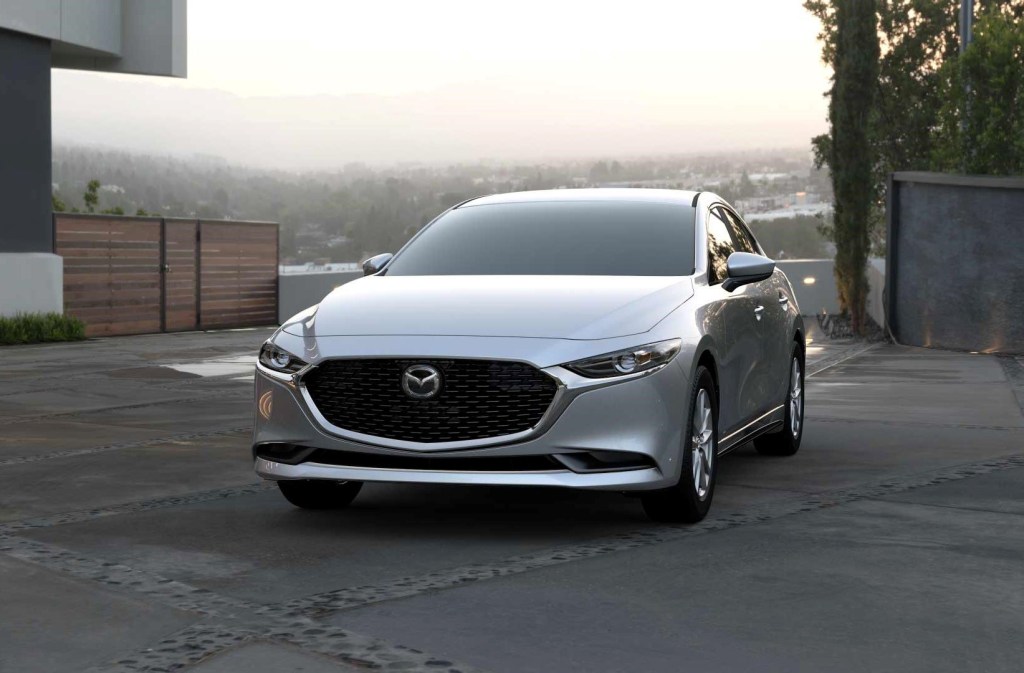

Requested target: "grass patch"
[{"left": 0, "top": 313, "right": 86, "bottom": 345}]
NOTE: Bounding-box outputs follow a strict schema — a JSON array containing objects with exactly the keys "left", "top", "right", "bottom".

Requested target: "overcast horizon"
[{"left": 51, "top": 0, "right": 831, "bottom": 170}]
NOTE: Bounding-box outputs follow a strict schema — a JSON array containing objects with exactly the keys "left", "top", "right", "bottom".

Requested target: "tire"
[
  {"left": 277, "top": 479, "right": 363, "bottom": 510},
  {"left": 755, "top": 343, "right": 804, "bottom": 457},
  {"left": 641, "top": 365, "right": 718, "bottom": 523}
]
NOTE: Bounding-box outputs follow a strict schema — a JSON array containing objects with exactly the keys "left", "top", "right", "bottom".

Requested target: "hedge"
[{"left": 0, "top": 313, "right": 86, "bottom": 345}]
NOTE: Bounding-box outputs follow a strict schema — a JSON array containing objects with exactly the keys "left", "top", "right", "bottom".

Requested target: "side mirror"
[
  {"left": 362, "top": 253, "right": 393, "bottom": 276},
  {"left": 722, "top": 252, "right": 775, "bottom": 292}
]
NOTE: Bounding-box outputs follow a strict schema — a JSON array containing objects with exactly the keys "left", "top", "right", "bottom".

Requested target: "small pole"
[
  {"left": 959, "top": 0, "right": 974, "bottom": 53},
  {"left": 959, "top": 0, "right": 974, "bottom": 172}
]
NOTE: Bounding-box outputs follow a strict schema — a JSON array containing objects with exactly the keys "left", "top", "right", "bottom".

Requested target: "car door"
[
  {"left": 705, "top": 208, "right": 762, "bottom": 439},
  {"left": 720, "top": 207, "right": 787, "bottom": 414}
]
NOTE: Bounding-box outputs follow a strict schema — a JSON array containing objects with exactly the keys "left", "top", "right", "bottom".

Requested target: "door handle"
[
  {"left": 778, "top": 294, "right": 789, "bottom": 305},
  {"left": 754, "top": 305, "right": 765, "bottom": 321}
]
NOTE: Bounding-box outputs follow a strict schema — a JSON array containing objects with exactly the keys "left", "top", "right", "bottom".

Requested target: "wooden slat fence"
[
  {"left": 54, "top": 214, "right": 278, "bottom": 337},
  {"left": 55, "top": 216, "right": 163, "bottom": 337},
  {"left": 163, "top": 218, "right": 200, "bottom": 332},
  {"left": 199, "top": 220, "right": 279, "bottom": 329}
]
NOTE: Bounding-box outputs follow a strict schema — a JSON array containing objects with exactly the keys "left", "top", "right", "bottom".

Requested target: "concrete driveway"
[{"left": 1, "top": 328, "right": 1022, "bottom": 672}]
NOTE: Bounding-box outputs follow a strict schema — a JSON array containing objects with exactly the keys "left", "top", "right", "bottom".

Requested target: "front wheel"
[
  {"left": 641, "top": 365, "right": 718, "bottom": 523},
  {"left": 755, "top": 344, "right": 804, "bottom": 456},
  {"left": 277, "top": 479, "right": 363, "bottom": 510}
]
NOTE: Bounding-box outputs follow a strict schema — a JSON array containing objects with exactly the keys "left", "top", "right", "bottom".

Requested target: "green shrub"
[{"left": 0, "top": 313, "right": 87, "bottom": 346}]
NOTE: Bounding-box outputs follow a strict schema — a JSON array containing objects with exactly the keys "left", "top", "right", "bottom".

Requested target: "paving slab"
[
  {"left": 0, "top": 554, "right": 195, "bottom": 673},
  {"left": 21, "top": 484, "right": 657, "bottom": 605},
  {"left": 720, "top": 420, "right": 1023, "bottom": 493},
  {"left": 878, "top": 465, "right": 1024, "bottom": 515},
  {"left": 809, "top": 350, "right": 1024, "bottom": 427},
  {"left": 18, "top": 463, "right": 806, "bottom": 602},
  {"left": 80, "top": 396, "right": 253, "bottom": 433},
  {"left": 0, "top": 387, "right": 195, "bottom": 421},
  {"left": 2, "top": 333, "right": 1022, "bottom": 673},
  {"left": 20, "top": 481, "right": 806, "bottom": 607},
  {"left": 0, "top": 419, "right": 180, "bottom": 460},
  {"left": 330, "top": 496, "right": 1024, "bottom": 673},
  {"left": 0, "top": 432, "right": 255, "bottom": 522},
  {"left": 185, "top": 642, "right": 362, "bottom": 673}
]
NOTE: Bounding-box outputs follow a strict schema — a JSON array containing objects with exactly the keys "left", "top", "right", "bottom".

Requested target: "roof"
[{"left": 460, "top": 188, "right": 701, "bottom": 208}]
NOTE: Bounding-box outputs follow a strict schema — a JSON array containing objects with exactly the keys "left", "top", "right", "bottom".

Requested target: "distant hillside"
[{"left": 52, "top": 145, "right": 826, "bottom": 263}]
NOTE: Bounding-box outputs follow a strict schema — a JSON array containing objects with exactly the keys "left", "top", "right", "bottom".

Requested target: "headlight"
[
  {"left": 258, "top": 343, "right": 307, "bottom": 374},
  {"left": 564, "top": 339, "right": 682, "bottom": 378}
]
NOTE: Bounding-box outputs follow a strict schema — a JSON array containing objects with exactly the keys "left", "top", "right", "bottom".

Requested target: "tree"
[
  {"left": 807, "top": 1, "right": 959, "bottom": 255},
  {"left": 51, "top": 193, "right": 66, "bottom": 213},
  {"left": 932, "top": 6, "right": 1024, "bottom": 174},
  {"left": 806, "top": 1, "right": 1024, "bottom": 197},
  {"left": 83, "top": 179, "right": 100, "bottom": 213},
  {"left": 827, "top": 0, "right": 879, "bottom": 334},
  {"left": 804, "top": 0, "right": 1024, "bottom": 331},
  {"left": 588, "top": 161, "right": 610, "bottom": 182}
]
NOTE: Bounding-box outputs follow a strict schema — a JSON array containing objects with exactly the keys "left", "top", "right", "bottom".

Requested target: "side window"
[
  {"left": 719, "top": 208, "right": 758, "bottom": 254},
  {"left": 705, "top": 210, "right": 736, "bottom": 285}
]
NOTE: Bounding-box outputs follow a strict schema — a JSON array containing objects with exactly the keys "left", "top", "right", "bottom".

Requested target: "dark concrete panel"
[
  {"left": 0, "top": 419, "right": 183, "bottom": 460},
  {"left": 188, "top": 643, "right": 361, "bottom": 673},
  {"left": 23, "top": 484, "right": 656, "bottom": 604},
  {"left": 0, "top": 28, "right": 51, "bottom": 253},
  {"left": 333, "top": 498, "right": 1024, "bottom": 673},
  {"left": 20, "top": 478, "right": 809, "bottom": 607},
  {"left": 0, "top": 432, "right": 255, "bottom": 522},
  {"left": 879, "top": 465, "right": 1024, "bottom": 515},
  {"left": 889, "top": 174, "right": 1024, "bottom": 354},
  {"left": 0, "top": 555, "right": 195, "bottom": 673}
]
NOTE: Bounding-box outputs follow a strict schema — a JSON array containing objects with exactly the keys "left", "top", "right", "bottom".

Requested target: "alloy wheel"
[
  {"left": 790, "top": 357, "right": 803, "bottom": 439},
  {"left": 691, "top": 388, "right": 714, "bottom": 500}
]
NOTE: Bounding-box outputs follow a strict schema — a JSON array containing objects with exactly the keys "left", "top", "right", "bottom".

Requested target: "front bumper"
[
  {"left": 252, "top": 355, "right": 689, "bottom": 492},
  {"left": 254, "top": 458, "right": 667, "bottom": 490}
]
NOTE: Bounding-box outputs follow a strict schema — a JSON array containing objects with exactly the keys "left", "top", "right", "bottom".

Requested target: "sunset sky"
[{"left": 52, "top": 0, "right": 832, "bottom": 167}]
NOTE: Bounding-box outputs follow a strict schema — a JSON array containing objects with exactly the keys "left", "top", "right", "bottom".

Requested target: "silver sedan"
[{"left": 253, "top": 189, "right": 805, "bottom": 522}]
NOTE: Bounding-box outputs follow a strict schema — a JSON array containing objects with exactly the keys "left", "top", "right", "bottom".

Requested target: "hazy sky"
[{"left": 52, "top": 0, "right": 832, "bottom": 168}]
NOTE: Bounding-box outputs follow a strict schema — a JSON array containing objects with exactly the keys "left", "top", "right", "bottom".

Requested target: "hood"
[{"left": 282, "top": 275, "right": 692, "bottom": 340}]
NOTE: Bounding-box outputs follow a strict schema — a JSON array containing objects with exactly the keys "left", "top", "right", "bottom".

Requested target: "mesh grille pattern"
[{"left": 303, "top": 359, "right": 558, "bottom": 443}]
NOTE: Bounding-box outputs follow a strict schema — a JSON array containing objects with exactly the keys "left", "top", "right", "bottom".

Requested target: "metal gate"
[{"left": 54, "top": 214, "right": 278, "bottom": 337}]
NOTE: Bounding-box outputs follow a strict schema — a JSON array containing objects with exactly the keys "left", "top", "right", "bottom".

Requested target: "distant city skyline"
[{"left": 52, "top": 0, "right": 831, "bottom": 169}]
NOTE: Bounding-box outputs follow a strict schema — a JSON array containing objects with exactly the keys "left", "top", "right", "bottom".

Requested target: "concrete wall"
[
  {"left": 53, "top": 0, "right": 187, "bottom": 77},
  {"left": 0, "top": 0, "right": 186, "bottom": 77},
  {"left": 0, "top": 2, "right": 185, "bottom": 317},
  {"left": 866, "top": 258, "right": 885, "bottom": 330},
  {"left": 1, "top": 0, "right": 121, "bottom": 54},
  {"left": 887, "top": 172, "right": 1024, "bottom": 354},
  {"left": 0, "top": 253, "right": 63, "bottom": 316},
  {"left": 279, "top": 271, "right": 362, "bottom": 323},
  {"left": 0, "top": 28, "right": 51, "bottom": 253}
]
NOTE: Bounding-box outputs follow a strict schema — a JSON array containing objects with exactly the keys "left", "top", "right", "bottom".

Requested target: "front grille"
[{"left": 303, "top": 359, "right": 559, "bottom": 443}]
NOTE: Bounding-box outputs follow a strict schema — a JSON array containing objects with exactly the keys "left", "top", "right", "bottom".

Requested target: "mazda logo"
[{"left": 401, "top": 364, "right": 442, "bottom": 399}]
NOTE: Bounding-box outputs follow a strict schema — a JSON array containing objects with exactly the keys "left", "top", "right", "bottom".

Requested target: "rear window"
[{"left": 385, "top": 201, "right": 696, "bottom": 276}]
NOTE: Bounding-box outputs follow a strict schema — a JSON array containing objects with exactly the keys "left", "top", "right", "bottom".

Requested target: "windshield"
[{"left": 385, "top": 201, "right": 696, "bottom": 276}]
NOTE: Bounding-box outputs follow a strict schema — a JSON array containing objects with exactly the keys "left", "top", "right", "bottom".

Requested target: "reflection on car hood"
[{"left": 281, "top": 275, "right": 693, "bottom": 340}]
